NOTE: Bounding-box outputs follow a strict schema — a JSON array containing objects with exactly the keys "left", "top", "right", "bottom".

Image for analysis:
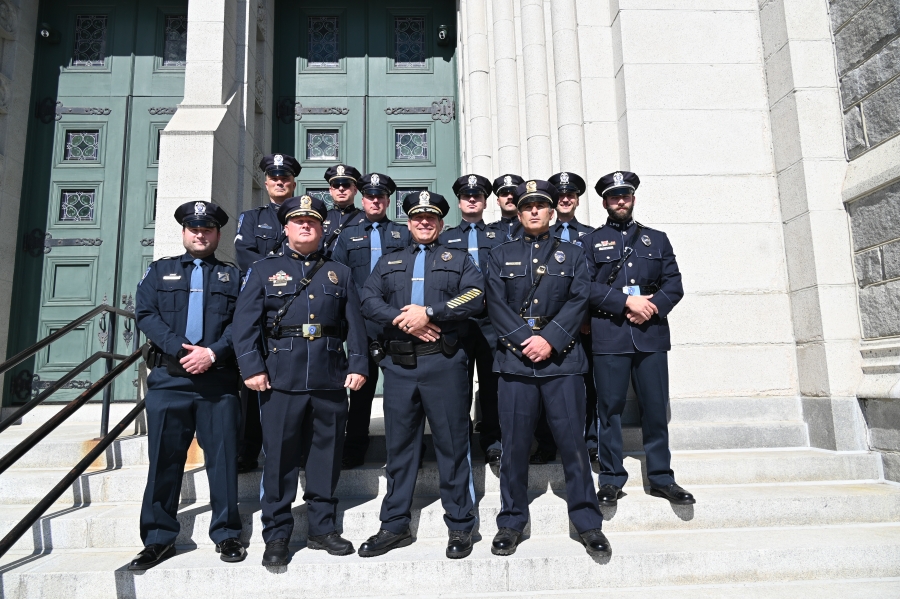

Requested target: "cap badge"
[
  {"left": 336, "top": 165, "right": 345, "bottom": 176},
  {"left": 419, "top": 190, "right": 431, "bottom": 204},
  {"left": 301, "top": 195, "right": 312, "bottom": 209},
  {"left": 468, "top": 175, "right": 477, "bottom": 187},
  {"left": 371, "top": 174, "right": 380, "bottom": 187},
  {"left": 195, "top": 202, "right": 207, "bottom": 215},
  {"left": 217, "top": 272, "right": 230, "bottom": 282},
  {"left": 274, "top": 154, "right": 284, "bottom": 167},
  {"left": 441, "top": 251, "right": 452, "bottom": 262},
  {"left": 526, "top": 181, "right": 537, "bottom": 193},
  {"left": 504, "top": 175, "right": 512, "bottom": 187},
  {"left": 613, "top": 171, "right": 624, "bottom": 187},
  {"left": 554, "top": 250, "right": 566, "bottom": 263},
  {"left": 328, "top": 270, "right": 339, "bottom": 284},
  {"left": 268, "top": 271, "right": 292, "bottom": 287},
  {"left": 560, "top": 172, "right": 570, "bottom": 185},
  {"left": 641, "top": 235, "right": 652, "bottom": 246}
]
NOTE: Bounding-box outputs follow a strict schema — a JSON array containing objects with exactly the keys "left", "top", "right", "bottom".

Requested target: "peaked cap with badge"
[
  {"left": 277, "top": 195, "right": 328, "bottom": 224},
  {"left": 513, "top": 179, "right": 559, "bottom": 208},
  {"left": 360, "top": 172, "right": 397, "bottom": 196},
  {"left": 175, "top": 201, "right": 229, "bottom": 229},
  {"left": 492, "top": 174, "right": 525, "bottom": 196},
  {"left": 595, "top": 170, "right": 640, "bottom": 197},
  {"left": 403, "top": 190, "right": 450, "bottom": 218},
  {"left": 549, "top": 172, "right": 587, "bottom": 196},
  {"left": 324, "top": 164, "right": 362, "bottom": 187},
  {"left": 259, "top": 153, "right": 301, "bottom": 178},
  {"left": 452, "top": 174, "right": 493, "bottom": 198}
]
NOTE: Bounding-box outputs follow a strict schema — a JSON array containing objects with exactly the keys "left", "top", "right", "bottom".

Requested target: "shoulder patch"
[
  {"left": 237, "top": 213, "right": 245, "bottom": 231},
  {"left": 241, "top": 267, "right": 252, "bottom": 291},
  {"left": 139, "top": 265, "right": 152, "bottom": 286}
]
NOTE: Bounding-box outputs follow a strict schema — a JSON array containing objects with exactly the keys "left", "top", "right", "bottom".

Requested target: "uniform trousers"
[
  {"left": 593, "top": 351, "right": 675, "bottom": 488},
  {"left": 467, "top": 319, "right": 501, "bottom": 453},
  {"left": 140, "top": 370, "right": 242, "bottom": 547},
  {"left": 344, "top": 345, "right": 380, "bottom": 460},
  {"left": 380, "top": 350, "right": 476, "bottom": 534},
  {"left": 497, "top": 374, "right": 603, "bottom": 534},
  {"left": 238, "top": 384, "right": 263, "bottom": 462},
  {"left": 259, "top": 388, "right": 347, "bottom": 542}
]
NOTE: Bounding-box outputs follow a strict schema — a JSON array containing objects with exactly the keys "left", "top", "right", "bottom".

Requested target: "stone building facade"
[{"left": 0, "top": 0, "right": 897, "bottom": 476}]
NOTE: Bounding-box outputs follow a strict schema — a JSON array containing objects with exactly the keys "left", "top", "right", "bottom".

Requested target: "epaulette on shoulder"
[
  {"left": 495, "top": 238, "right": 520, "bottom": 248},
  {"left": 159, "top": 255, "right": 180, "bottom": 260}
]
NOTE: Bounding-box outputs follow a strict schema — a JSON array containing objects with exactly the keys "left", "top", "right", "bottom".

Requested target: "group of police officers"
[{"left": 128, "top": 152, "right": 696, "bottom": 570}]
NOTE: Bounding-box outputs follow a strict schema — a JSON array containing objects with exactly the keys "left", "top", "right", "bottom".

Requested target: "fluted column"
[
  {"left": 492, "top": 0, "right": 522, "bottom": 175},
  {"left": 465, "top": 0, "right": 493, "bottom": 175},
  {"left": 519, "top": 0, "right": 552, "bottom": 177}
]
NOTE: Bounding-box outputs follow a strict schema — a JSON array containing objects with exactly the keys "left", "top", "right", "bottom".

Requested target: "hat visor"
[
  {"left": 282, "top": 208, "right": 324, "bottom": 223},
  {"left": 406, "top": 205, "right": 444, "bottom": 217},
  {"left": 361, "top": 185, "right": 390, "bottom": 196},
  {"left": 601, "top": 185, "right": 636, "bottom": 197},
  {"left": 266, "top": 167, "right": 295, "bottom": 178},
  {"left": 456, "top": 186, "right": 487, "bottom": 197},
  {"left": 182, "top": 217, "right": 220, "bottom": 229},
  {"left": 516, "top": 192, "right": 554, "bottom": 208},
  {"left": 329, "top": 176, "right": 357, "bottom": 187},
  {"left": 555, "top": 185, "right": 585, "bottom": 196},
  {"left": 495, "top": 186, "right": 517, "bottom": 195}
]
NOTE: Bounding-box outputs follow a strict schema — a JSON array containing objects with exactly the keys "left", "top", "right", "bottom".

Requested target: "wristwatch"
[{"left": 425, "top": 305, "right": 434, "bottom": 318}]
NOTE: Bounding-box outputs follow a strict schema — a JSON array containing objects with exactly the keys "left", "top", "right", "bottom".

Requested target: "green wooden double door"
[
  {"left": 7, "top": 1, "right": 186, "bottom": 403},
  {"left": 273, "top": 0, "right": 460, "bottom": 223}
]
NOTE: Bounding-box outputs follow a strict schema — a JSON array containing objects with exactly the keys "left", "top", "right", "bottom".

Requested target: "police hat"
[
  {"left": 403, "top": 190, "right": 449, "bottom": 218},
  {"left": 595, "top": 171, "right": 640, "bottom": 197},
  {"left": 549, "top": 172, "right": 587, "bottom": 196},
  {"left": 359, "top": 173, "right": 397, "bottom": 196},
  {"left": 493, "top": 174, "right": 524, "bottom": 195},
  {"left": 452, "top": 174, "right": 492, "bottom": 198},
  {"left": 514, "top": 180, "right": 558, "bottom": 209},
  {"left": 324, "top": 164, "right": 362, "bottom": 187},
  {"left": 175, "top": 201, "right": 229, "bottom": 228},
  {"left": 258, "top": 153, "right": 301, "bottom": 178},
  {"left": 277, "top": 195, "right": 327, "bottom": 225}
]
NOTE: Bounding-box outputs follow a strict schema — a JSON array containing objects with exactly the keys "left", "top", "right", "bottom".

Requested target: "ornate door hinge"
[
  {"left": 10, "top": 370, "right": 92, "bottom": 400},
  {"left": 276, "top": 98, "right": 349, "bottom": 124},
  {"left": 384, "top": 98, "right": 455, "bottom": 123},
  {"left": 34, "top": 98, "right": 111, "bottom": 124},
  {"left": 23, "top": 229, "right": 103, "bottom": 257}
]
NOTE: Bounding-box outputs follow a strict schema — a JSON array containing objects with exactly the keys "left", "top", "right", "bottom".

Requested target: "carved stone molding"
[
  {"left": 256, "top": 0, "right": 267, "bottom": 39},
  {"left": 254, "top": 72, "right": 265, "bottom": 113},
  {"left": 0, "top": 74, "right": 10, "bottom": 115},
  {"left": 0, "top": 0, "right": 17, "bottom": 40}
]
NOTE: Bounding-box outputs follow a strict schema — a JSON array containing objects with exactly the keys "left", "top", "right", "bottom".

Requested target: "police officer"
[
  {"left": 439, "top": 174, "right": 504, "bottom": 465},
  {"left": 490, "top": 174, "right": 525, "bottom": 241},
  {"left": 233, "top": 195, "right": 368, "bottom": 567},
  {"left": 358, "top": 191, "right": 483, "bottom": 559},
  {"left": 321, "top": 164, "right": 366, "bottom": 255},
  {"left": 130, "top": 202, "right": 244, "bottom": 570},
  {"left": 332, "top": 173, "right": 412, "bottom": 468},
  {"left": 530, "top": 171, "right": 598, "bottom": 465},
  {"left": 233, "top": 153, "right": 302, "bottom": 472},
  {"left": 485, "top": 180, "right": 609, "bottom": 557},
  {"left": 583, "top": 171, "right": 695, "bottom": 508}
]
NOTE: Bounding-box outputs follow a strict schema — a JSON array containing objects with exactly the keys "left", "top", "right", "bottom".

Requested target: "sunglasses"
[{"left": 330, "top": 180, "right": 355, "bottom": 189}]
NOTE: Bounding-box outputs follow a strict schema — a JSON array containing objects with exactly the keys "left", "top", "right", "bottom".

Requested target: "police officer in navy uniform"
[
  {"left": 130, "top": 201, "right": 244, "bottom": 570},
  {"left": 321, "top": 164, "right": 366, "bottom": 255},
  {"left": 233, "top": 153, "right": 302, "bottom": 472},
  {"left": 233, "top": 194, "right": 368, "bottom": 567},
  {"left": 358, "top": 191, "right": 483, "bottom": 559},
  {"left": 485, "top": 180, "right": 609, "bottom": 558},
  {"left": 439, "top": 174, "right": 505, "bottom": 465},
  {"left": 490, "top": 174, "right": 525, "bottom": 241},
  {"left": 531, "top": 171, "right": 599, "bottom": 465},
  {"left": 331, "top": 173, "right": 412, "bottom": 468},
  {"left": 583, "top": 171, "right": 695, "bottom": 508}
]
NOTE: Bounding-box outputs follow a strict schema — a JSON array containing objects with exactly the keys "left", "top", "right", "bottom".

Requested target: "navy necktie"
[
  {"left": 411, "top": 245, "right": 426, "bottom": 306},
  {"left": 185, "top": 259, "right": 204, "bottom": 344},
  {"left": 467, "top": 223, "right": 479, "bottom": 267},
  {"left": 370, "top": 222, "right": 382, "bottom": 272}
]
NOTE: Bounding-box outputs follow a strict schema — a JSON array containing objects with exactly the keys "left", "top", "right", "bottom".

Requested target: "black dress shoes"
[
  {"left": 308, "top": 532, "right": 355, "bottom": 556},
  {"left": 446, "top": 530, "right": 473, "bottom": 559},
  {"left": 491, "top": 527, "right": 522, "bottom": 556},
  {"left": 484, "top": 448, "right": 502, "bottom": 466},
  {"left": 358, "top": 528, "right": 413, "bottom": 557},
  {"left": 261, "top": 538, "right": 291, "bottom": 567},
  {"left": 649, "top": 483, "right": 696, "bottom": 505},
  {"left": 341, "top": 454, "right": 365, "bottom": 470},
  {"left": 216, "top": 538, "right": 246, "bottom": 562},
  {"left": 529, "top": 448, "right": 556, "bottom": 465},
  {"left": 128, "top": 543, "right": 175, "bottom": 570},
  {"left": 236, "top": 458, "right": 257, "bottom": 474},
  {"left": 580, "top": 529, "right": 611, "bottom": 556},
  {"left": 597, "top": 484, "right": 624, "bottom": 507}
]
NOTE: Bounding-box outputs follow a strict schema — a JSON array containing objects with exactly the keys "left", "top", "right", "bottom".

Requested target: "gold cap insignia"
[
  {"left": 526, "top": 181, "right": 537, "bottom": 193},
  {"left": 300, "top": 195, "right": 312, "bottom": 209}
]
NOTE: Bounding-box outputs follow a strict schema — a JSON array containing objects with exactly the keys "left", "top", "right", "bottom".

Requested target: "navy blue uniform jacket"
[
  {"left": 234, "top": 203, "right": 284, "bottom": 273},
  {"left": 551, "top": 218, "right": 594, "bottom": 245},
  {"left": 322, "top": 205, "right": 366, "bottom": 255},
  {"left": 135, "top": 253, "right": 241, "bottom": 383},
  {"left": 490, "top": 215, "right": 524, "bottom": 242},
  {"left": 360, "top": 244, "right": 485, "bottom": 343},
  {"left": 583, "top": 222, "right": 684, "bottom": 354},
  {"left": 439, "top": 219, "right": 504, "bottom": 320},
  {"left": 232, "top": 246, "right": 368, "bottom": 392},
  {"left": 484, "top": 232, "right": 588, "bottom": 377}
]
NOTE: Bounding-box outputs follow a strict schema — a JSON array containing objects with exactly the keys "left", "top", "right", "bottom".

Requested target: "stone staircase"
[{"left": 1, "top": 397, "right": 900, "bottom": 598}]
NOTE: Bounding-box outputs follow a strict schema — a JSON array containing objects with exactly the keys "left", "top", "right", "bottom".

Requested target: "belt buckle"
[
  {"left": 622, "top": 285, "right": 641, "bottom": 296},
  {"left": 302, "top": 323, "right": 322, "bottom": 340},
  {"left": 526, "top": 317, "right": 540, "bottom": 330}
]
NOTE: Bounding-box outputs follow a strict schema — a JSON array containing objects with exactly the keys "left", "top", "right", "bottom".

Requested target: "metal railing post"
[{"left": 99, "top": 311, "right": 117, "bottom": 438}]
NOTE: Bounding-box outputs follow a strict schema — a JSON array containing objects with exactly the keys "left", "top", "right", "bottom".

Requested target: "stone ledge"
[
  {"left": 843, "top": 134, "right": 900, "bottom": 203},
  {"left": 858, "top": 337, "right": 900, "bottom": 399}
]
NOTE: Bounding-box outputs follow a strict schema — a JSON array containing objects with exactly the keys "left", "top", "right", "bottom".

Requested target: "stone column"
[
  {"left": 519, "top": 0, "right": 553, "bottom": 177},
  {"left": 464, "top": 0, "right": 493, "bottom": 175},
  {"left": 492, "top": 0, "right": 522, "bottom": 175}
]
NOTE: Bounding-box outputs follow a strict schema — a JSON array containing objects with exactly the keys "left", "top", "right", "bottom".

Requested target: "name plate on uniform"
[{"left": 163, "top": 274, "right": 182, "bottom": 280}]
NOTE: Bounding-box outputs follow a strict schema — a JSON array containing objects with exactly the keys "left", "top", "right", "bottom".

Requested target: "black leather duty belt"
[
  {"left": 522, "top": 316, "right": 550, "bottom": 330},
  {"left": 621, "top": 284, "right": 659, "bottom": 296},
  {"left": 266, "top": 324, "right": 340, "bottom": 340},
  {"left": 384, "top": 339, "right": 443, "bottom": 357}
]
